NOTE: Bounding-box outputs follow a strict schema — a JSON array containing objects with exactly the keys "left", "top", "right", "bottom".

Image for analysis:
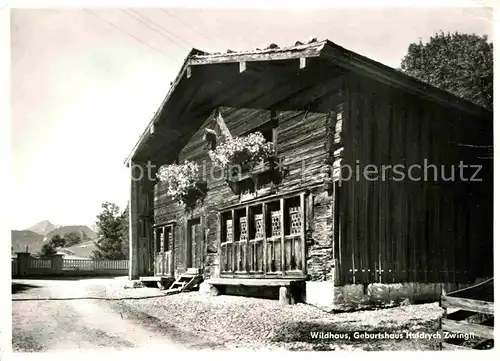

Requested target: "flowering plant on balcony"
[
  {"left": 156, "top": 160, "right": 201, "bottom": 205},
  {"left": 208, "top": 132, "right": 274, "bottom": 175}
]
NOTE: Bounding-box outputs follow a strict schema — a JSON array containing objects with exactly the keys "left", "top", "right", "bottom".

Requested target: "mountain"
[
  {"left": 26, "top": 220, "right": 59, "bottom": 236},
  {"left": 11, "top": 230, "right": 44, "bottom": 254},
  {"left": 44, "top": 225, "right": 97, "bottom": 242},
  {"left": 12, "top": 223, "right": 98, "bottom": 257}
]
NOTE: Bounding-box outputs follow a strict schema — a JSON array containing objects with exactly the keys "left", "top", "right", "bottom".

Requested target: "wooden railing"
[
  {"left": 220, "top": 193, "right": 306, "bottom": 278},
  {"left": 440, "top": 278, "right": 494, "bottom": 350},
  {"left": 30, "top": 259, "right": 51, "bottom": 269},
  {"left": 222, "top": 235, "right": 304, "bottom": 275},
  {"left": 62, "top": 259, "right": 129, "bottom": 270}
]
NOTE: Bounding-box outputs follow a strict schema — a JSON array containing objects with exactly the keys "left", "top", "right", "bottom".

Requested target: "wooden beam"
[
  {"left": 149, "top": 125, "right": 182, "bottom": 138},
  {"left": 218, "top": 212, "right": 223, "bottom": 276},
  {"left": 231, "top": 209, "right": 236, "bottom": 273},
  {"left": 300, "top": 193, "right": 307, "bottom": 275},
  {"left": 239, "top": 61, "right": 246, "bottom": 73},
  {"left": 442, "top": 296, "right": 494, "bottom": 315},
  {"left": 215, "top": 108, "right": 232, "bottom": 138},
  {"left": 186, "top": 65, "right": 192, "bottom": 79},
  {"left": 300, "top": 57, "right": 307, "bottom": 69},
  {"left": 245, "top": 205, "right": 250, "bottom": 273},
  {"left": 171, "top": 224, "right": 175, "bottom": 277},
  {"left": 200, "top": 215, "right": 206, "bottom": 270},
  {"left": 129, "top": 161, "right": 140, "bottom": 280},
  {"left": 440, "top": 342, "right": 471, "bottom": 351},
  {"left": 262, "top": 203, "right": 267, "bottom": 275},
  {"left": 183, "top": 219, "right": 189, "bottom": 270},
  {"left": 188, "top": 43, "right": 325, "bottom": 65},
  {"left": 442, "top": 319, "right": 494, "bottom": 340},
  {"left": 280, "top": 198, "right": 285, "bottom": 275},
  {"left": 207, "top": 277, "right": 306, "bottom": 287}
]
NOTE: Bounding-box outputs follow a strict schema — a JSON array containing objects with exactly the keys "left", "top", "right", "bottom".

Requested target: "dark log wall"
[
  {"left": 153, "top": 106, "right": 335, "bottom": 279},
  {"left": 337, "top": 74, "right": 493, "bottom": 285},
  {"left": 150, "top": 66, "right": 492, "bottom": 285}
]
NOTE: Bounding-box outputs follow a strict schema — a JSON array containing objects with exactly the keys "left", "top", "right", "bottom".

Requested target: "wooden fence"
[
  {"left": 440, "top": 278, "right": 494, "bottom": 350},
  {"left": 12, "top": 258, "right": 18, "bottom": 276},
  {"left": 62, "top": 259, "right": 129, "bottom": 271},
  {"left": 12, "top": 253, "right": 129, "bottom": 277},
  {"left": 31, "top": 259, "right": 51, "bottom": 269}
]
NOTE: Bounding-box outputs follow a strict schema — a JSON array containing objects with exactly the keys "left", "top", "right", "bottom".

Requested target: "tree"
[
  {"left": 64, "top": 232, "right": 82, "bottom": 247},
  {"left": 400, "top": 31, "right": 493, "bottom": 110},
  {"left": 121, "top": 203, "right": 130, "bottom": 260},
  {"left": 40, "top": 242, "right": 57, "bottom": 257},
  {"left": 50, "top": 234, "right": 66, "bottom": 248},
  {"left": 92, "top": 202, "right": 127, "bottom": 260},
  {"left": 81, "top": 231, "right": 90, "bottom": 241}
]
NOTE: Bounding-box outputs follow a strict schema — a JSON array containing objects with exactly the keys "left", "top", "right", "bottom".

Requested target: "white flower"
[
  {"left": 157, "top": 160, "right": 199, "bottom": 203},
  {"left": 209, "top": 131, "right": 274, "bottom": 170}
]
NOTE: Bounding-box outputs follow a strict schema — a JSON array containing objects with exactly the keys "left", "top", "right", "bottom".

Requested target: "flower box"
[
  {"left": 226, "top": 161, "right": 272, "bottom": 183},
  {"left": 156, "top": 161, "right": 205, "bottom": 208},
  {"left": 209, "top": 132, "right": 274, "bottom": 172}
]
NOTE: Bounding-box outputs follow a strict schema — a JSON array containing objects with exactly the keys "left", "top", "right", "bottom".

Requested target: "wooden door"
[
  {"left": 154, "top": 225, "right": 173, "bottom": 276},
  {"left": 186, "top": 218, "right": 202, "bottom": 269},
  {"left": 139, "top": 218, "right": 153, "bottom": 276}
]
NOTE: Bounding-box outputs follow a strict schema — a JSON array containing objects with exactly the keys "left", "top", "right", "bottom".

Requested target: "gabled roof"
[{"left": 125, "top": 38, "right": 491, "bottom": 165}]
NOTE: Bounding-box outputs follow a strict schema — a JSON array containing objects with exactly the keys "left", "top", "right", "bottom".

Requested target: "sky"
[{"left": 10, "top": 6, "right": 493, "bottom": 230}]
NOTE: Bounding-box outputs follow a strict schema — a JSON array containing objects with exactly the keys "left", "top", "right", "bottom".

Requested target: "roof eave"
[
  {"left": 124, "top": 49, "right": 209, "bottom": 166},
  {"left": 124, "top": 43, "right": 329, "bottom": 166},
  {"left": 321, "top": 40, "right": 491, "bottom": 118}
]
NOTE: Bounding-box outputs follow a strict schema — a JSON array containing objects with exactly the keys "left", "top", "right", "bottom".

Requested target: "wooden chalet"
[{"left": 125, "top": 39, "right": 492, "bottom": 306}]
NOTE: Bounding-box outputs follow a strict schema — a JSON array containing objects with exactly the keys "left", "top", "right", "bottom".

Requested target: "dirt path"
[{"left": 11, "top": 278, "right": 220, "bottom": 352}]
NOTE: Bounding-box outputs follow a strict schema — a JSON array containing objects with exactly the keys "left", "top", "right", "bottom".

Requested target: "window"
[
  {"left": 139, "top": 219, "right": 147, "bottom": 238},
  {"left": 249, "top": 205, "right": 264, "bottom": 240},
  {"left": 155, "top": 227, "right": 162, "bottom": 253},
  {"left": 266, "top": 201, "right": 281, "bottom": 239},
  {"left": 285, "top": 197, "right": 302, "bottom": 236},
  {"left": 154, "top": 224, "right": 173, "bottom": 253},
  {"left": 234, "top": 120, "right": 279, "bottom": 202},
  {"left": 241, "top": 118, "right": 277, "bottom": 151},
  {"left": 220, "top": 193, "right": 306, "bottom": 276},
  {"left": 164, "top": 225, "right": 172, "bottom": 252}
]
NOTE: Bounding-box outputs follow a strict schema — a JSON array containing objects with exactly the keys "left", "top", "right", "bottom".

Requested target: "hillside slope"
[
  {"left": 11, "top": 230, "right": 44, "bottom": 254},
  {"left": 45, "top": 225, "right": 97, "bottom": 241},
  {"left": 59, "top": 240, "right": 97, "bottom": 259}
]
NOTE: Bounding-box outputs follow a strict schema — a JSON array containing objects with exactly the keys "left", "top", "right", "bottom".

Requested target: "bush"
[{"left": 40, "top": 242, "right": 57, "bottom": 257}]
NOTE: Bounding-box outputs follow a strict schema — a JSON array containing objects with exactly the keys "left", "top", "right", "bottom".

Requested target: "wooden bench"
[{"left": 206, "top": 277, "right": 306, "bottom": 305}]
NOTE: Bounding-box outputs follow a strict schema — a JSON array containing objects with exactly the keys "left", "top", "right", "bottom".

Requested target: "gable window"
[
  {"left": 230, "top": 117, "right": 279, "bottom": 201},
  {"left": 241, "top": 117, "right": 277, "bottom": 154}
]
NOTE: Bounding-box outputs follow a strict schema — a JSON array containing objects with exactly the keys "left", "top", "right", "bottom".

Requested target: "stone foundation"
[
  {"left": 199, "top": 281, "right": 220, "bottom": 296},
  {"left": 306, "top": 280, "right": 481, "bottom": 311}
]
